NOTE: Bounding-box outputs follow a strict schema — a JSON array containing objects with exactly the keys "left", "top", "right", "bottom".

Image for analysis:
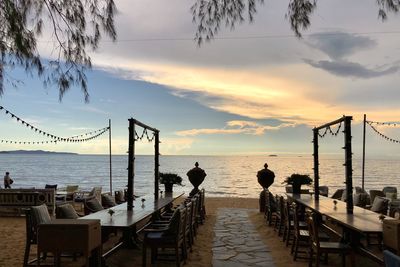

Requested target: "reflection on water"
[{"left": 0, "top": 154, "right": 398, "bottom": 198}]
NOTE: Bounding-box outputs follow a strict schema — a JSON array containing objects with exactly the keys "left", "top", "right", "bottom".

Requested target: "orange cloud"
[{"left": 176, "top": 120, "right": 295, "bottom": 136}]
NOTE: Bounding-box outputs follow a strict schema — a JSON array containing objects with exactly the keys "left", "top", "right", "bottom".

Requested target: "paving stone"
[{"left": 212, "top": 208, "right": 276, "bottom": 267}]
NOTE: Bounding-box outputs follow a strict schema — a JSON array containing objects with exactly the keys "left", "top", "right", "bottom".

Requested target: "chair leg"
[
  {"left": 278, "top": 219, "right": 283, "bottom": 236},
  {"left": 286, "top": 227, "right": 291, "bottom": 246},
  {"left": 293, "top": 238, "right": 299, "bottom": 261},
  {"left": 291, "top": 236, "right": 296, "bottom": 255},
  {"left": 282, "top": 225, "right": 287, "bottom": 241},
  {"left": 175, "top": 244, "right": 180, "bottom": 267},
  {"left": 142, "top": 244, "right": 147, "bottom": 267},
  {"left": 350, "top": 251, "right": 355, "bottom": 267},
  {"left": 23, "top": 242, "right": 30, "bottom": 267},
  {"left": 341, "top": 253, "right": 346, "bottom": 267},
  {"left": 315, "top": 251, "right": 320, "bottom": 267},
  {"left": 308, "top": 248, "right": 313, "bottom": 267}
]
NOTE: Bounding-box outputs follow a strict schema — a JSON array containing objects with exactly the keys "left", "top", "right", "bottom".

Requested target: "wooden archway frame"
[
  {"left": 127, "top": 118, "right": 160, "bottom": 211},
  {"left": 313, "top": 116, "right": 353, "bottom": 214}
]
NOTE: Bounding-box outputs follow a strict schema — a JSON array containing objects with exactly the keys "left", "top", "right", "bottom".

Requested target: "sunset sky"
[{"left": 1, "top": 0, "right": 400, "bottom": 157}]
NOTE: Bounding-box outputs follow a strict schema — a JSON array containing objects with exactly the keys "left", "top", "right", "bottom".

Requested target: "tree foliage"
[
  {"left": 0, "top": 0, "right": 116, "bottom": 102},
  {"left": 191, "top": 0, "right": 400, "bottom": 44}
]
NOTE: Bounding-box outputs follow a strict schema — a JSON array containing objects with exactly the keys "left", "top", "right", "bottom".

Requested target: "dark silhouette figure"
[{"left": 4, "top": 172, "right": 13, "bottom": 189}]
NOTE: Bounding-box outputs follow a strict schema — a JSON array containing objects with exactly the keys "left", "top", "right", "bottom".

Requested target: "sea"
[{"left": 0, "top": 154, "right": 398, "bottom": 198}]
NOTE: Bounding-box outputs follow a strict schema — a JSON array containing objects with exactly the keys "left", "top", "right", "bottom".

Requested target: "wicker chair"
[{"left": 24, "top": 204, "right": 52, "bottom": 267}]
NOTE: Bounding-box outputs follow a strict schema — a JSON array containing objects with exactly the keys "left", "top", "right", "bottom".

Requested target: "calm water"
[{"left": 0, "top": 154, "right": 399, "bottom": 198}]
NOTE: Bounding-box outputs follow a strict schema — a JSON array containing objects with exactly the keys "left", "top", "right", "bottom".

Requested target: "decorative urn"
[{"left": 187, "top": 162, "right": 207, "bottom": 196}]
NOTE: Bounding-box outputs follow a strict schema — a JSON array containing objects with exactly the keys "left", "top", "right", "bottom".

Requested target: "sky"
[{"left": 1, "top": 0, "right": 400, "bottom": 157}]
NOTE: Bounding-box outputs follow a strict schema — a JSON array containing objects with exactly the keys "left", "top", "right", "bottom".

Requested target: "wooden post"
[
  {"left": 313, "top": 129, "right": 319, "bottom": 200},
  {"left": 154, "top": 131, "right": 160, "bottom": 200},
  {"left": 127, "top": 119, "right": 135, "bottom": 211},
  {"left": 362, "top": 114, "right": 366, "bottom": 191},
  {"left": 109, "top": 119, "right": 112, "bottom": 195},
  {"left": 344, "top": 116, "right": 353, "bottom": 214}
]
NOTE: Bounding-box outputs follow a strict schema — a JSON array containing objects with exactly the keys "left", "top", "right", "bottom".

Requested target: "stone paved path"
[{"left": 212, "top": 208, "right": 276, "bottom": 267}]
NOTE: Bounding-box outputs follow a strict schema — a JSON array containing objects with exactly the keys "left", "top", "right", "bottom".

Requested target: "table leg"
[{"left": 121, "top": 225, "right": 140, "bottom": 249}]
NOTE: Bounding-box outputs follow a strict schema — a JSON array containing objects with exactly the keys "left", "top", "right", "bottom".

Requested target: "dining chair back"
[
  {"left": 184, "top": 201, "right": 193, "bottom": 251},
  {"left": 370, "top": 190, "right": 385, "bottom": 204},
  {"left": 24, "top": 204, "right": 51, "bottom": 267},
  {"left": 283, "top": 198, "right": 293, "bottom": 245},
  {"left": 142, "top": 206, "right": 187, "bottom": 267},
  {"left": 307, "top": 212, "right": 353, "bottom": 267}
]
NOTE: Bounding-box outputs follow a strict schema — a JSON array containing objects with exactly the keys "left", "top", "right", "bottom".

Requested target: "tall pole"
[
  {"left": 155, "top": 131, "right": 160, "bottom": 200},
  {"left": 109, "top": 119, "right": 112, "bottom": 195},
  {"left": 344, "top": 116, "right": 353, "bottom": 214},
  {"left": 362, "top": 114, "right": 366, "bottom": 191},
  {"left": 313, "top": 129, "right": 319, "bottom": 200},
  {"left": 127, "top": 119, "right": 135, "bottom": 211}
]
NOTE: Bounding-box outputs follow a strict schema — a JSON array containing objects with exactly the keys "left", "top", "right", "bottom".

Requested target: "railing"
[{"left": 0, "top": 189, "right": 55, "bottom": 216}]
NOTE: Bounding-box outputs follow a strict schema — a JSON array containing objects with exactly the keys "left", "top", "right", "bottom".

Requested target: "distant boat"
[{"left": 269, "top": 154, "right": 278, "bottom": 157}]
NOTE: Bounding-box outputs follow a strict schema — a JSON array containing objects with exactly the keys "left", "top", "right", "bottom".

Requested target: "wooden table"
[
  {"left": 82, "top": 192, "right": 183, "bottom": 229},
  {"left": 81, "top": 192, "right": 184, "bottom": 258},
  {"left": 287, "top": 193, "right": 392, "bottom": 264},
  {"left": 287, "top": 194, "right": 387, "bottom": 234}
]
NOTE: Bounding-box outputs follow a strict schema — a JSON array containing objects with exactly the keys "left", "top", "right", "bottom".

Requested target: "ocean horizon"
[{"left": 1, "top": 154, "right": 398, "bottom": 198}]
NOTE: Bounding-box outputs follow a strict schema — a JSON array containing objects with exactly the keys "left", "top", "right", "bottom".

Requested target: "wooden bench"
[{"left": 0, "top": 189, "right": 55, "bottom": 216}]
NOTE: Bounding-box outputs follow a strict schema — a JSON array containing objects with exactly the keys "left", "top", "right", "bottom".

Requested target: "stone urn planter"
[
  {"left": 257, "top": 164, "right": 275, "bottom": 189},
  {"left": 257, "top": 163, "right": 275, "bottom": 212},
  {"left": 187, "top": 162, "right": 207, "bottom": 196}
]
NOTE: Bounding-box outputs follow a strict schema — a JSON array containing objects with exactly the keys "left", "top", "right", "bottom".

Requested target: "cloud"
[
  {"left": 74, "top": 106, "right": 109, "bottom": 115},
  {"left": 304, "top": 59, "right": 400, "bottom": 78},
  {"left": 304, "top": 31, "right": 400, "bottom": 78},
  {"left": 307, "top": 32, "right": 376, "bottom": 60},
  {"left": 175, "top": 120, "right": 295, "bottom": 136},
  {"left": 158, "top": 137, "right": 194, "bottom": 154}
]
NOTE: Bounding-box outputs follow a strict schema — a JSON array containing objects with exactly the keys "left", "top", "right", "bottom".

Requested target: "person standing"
[{"left": 4, "top": 172, "right": 13, "bottom": 189}]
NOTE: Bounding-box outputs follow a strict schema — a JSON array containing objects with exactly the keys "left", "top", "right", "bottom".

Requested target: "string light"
[
  {"left": 134, "top": 128, "right": 156, "bottom": 142},
  {"left": 366, "top": 121, "right": 400, "bottom": 144},
  {"left": 0, "top": 105, "right": 109, "bottom": 144},
  {"left": 318, "top": 122, "right": 342, "bottom": 138}
]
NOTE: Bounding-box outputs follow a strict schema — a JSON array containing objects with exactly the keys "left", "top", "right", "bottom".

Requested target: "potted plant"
[
  {"left": 283, "top": 173, "right": 313, "bottom": 194},
  {"left": 159, "top": 172, "right": 183, "bottom": 193}
]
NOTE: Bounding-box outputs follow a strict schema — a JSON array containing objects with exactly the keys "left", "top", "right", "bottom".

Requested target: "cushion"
[
  {"left": 86, "top": 198, "right": 104, "bottom": 212},
  {"left": 383, "top": 250, "right": 400, "bottom": 267},
  {"left": 371, "top": 196, "right": 389, "bottom": 213},
  {"left": 31, "top": 204, "right": 51, "bottom": 225},
  {"left": 102, "top": 194, "right": 117, "bottom": 208},
  {"left": 386, "top": 192, "right": 397, "bottom": 201},
  {"left": 331, "top": 189, "right": 344, "bottom": 200},
  {"left": 45, "top": 184, "right": 57, "bottom": 190},
  {"left": 56, "top": 204, "right": 79, "bottom": 219},
  {"left": 353, "top": 193, "right": 369, "bottom": 207},
  {"left": 383, "top": 187, "right": 397, "bottom": 195}
]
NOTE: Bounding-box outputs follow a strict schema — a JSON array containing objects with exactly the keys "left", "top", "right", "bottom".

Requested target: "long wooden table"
[
  {"left": 287, "top": 193, "right": 392, "bottom": 264},
  {"left": 81, "top": 192, "right": 184, "bottom": 259},
  {"left": 82, "top": 192, "right": 184, "bottom": 229},
  {"left": 287, "top": 194, "right": 387, "bottom": 234}
]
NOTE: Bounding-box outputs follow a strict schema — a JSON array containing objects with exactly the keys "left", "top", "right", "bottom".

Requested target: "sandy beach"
[{"left": 0, "top": 197, "right": 382, "bottom": 266}]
